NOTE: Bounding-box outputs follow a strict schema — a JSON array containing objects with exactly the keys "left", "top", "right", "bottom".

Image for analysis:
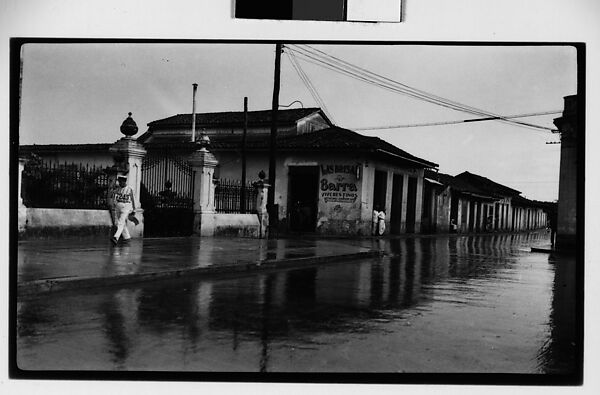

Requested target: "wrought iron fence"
[
  {"left": 214, "top": 178, "right": 258, "bottom": 214},
  {"left": 21, "top": 158, "right": 111, "bottom": 209}
]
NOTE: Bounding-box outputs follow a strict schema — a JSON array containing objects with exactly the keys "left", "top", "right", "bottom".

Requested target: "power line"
[
  {"left": 285, "top": 51, "right": 336, "bottom": 124},
  {"left": 295, "top": 44, "right": 556, "bottom": 132},
  {"left": 294, "top": 44, "right": 557, "bottom": 133},
  {"left": 353, "top": 110, "right": 561, "bottom": 131},
  {"left": 285, "top": 44, "right": 557, "bottom": 133}
]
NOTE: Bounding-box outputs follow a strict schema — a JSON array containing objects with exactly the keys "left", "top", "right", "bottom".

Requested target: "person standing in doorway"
[
  {"left": 108, "top": 173, "right": 136, "bottom": 245},
  {"left": 377, "top": 209, "right": 386, "bottom": 236},
  {"left": 450, "top": 218, "right": 458, "bottom": 233},
  {"left": 372, "top": 206, "right": 380, "bottom": 236}
]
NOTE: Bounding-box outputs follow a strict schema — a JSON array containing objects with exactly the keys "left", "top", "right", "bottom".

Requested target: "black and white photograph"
[
  {"left": 12, "top": 40, "right": 582, "bottom": 382},
  {"left": 2, "top": 1, "right": 598, "bottom": 394}
]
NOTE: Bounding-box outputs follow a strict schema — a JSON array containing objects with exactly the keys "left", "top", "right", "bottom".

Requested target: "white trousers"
[{"left": 112, "top": 208, "right": 131, "bottom": 240}]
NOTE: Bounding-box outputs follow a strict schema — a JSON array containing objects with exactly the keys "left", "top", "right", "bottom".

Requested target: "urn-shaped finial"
[
  {"left": 120, "top": 112, "right": 138, "bottom": 137},
  {"left": 198, "top": 133, "right": 211, "bottom": 149}
]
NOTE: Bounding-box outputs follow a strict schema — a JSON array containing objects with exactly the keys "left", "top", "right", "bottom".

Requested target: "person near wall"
[
  {"left": 108, "top": 173, "right": 137, "bottom": 245},
  {"left": 372, "top": 206, "right": 380, "bottom": 236},
  {"left": 377, "top": 209, "right": 386, "bottom": 236},
  {"left": 450, "top": 218, "right": 458, "bottom": 233}
]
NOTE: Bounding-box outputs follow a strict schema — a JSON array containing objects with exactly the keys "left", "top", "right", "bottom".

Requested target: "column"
[
  {"left": 384, "top": 171, "right": 394, "bottom": 233},
  {"left": 414, "top": 174, "right": 424, "bottom": 233},
  {"left": 400, "top": 173, "right": 409, "bottom": 233},
  {"left": 188, "top": 136, "right": 219, "bottom": 236},
  {"left": 109, "top": 113, "right": 147, "bottom": 238}
]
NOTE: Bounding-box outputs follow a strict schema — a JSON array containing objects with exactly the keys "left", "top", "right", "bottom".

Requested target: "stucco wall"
[
  {"left": 213, "top": 213, "right": 262, "bottom": 238},
  {"left": 21, "top": 208, "right": 144, "bottom": 238},
  {"left": 213, "top": 150, "right": 427, "bottom": 236}
]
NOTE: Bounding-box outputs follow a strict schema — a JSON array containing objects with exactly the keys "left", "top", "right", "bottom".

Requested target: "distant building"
[{"left": 423, "top": 170, "right": 550, "bottom": 234}]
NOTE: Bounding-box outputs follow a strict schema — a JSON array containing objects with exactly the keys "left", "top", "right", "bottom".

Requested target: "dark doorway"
[
  {"left": 450, "top": 193, "right": 459, "bottom": 232},
  {"left": 405, "top": 177, "right": 418, "bottom": 233},
  {"left": 390, "top": 174, "right": 404, "bottom": 234},
  {"left": 468, "top": 201, "right": 476, "bottom": 231},
  {"left": 373, "top": 170, "right": 388, "bottom": 212},
  {"left": 288, "top": 166, "right": 319, "bottom": 232}
]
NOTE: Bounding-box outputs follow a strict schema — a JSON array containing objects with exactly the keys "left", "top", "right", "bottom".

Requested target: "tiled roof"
[
  {"left": 145, "top": 127, "right": 438, "bottom": 168},
  {"left": 147, "top": 108, "right": 326, "bottom": 128},
  {"left": 424, "top": 170, "right": 493, "bottom": 197},
  {"left": 455, "top": 171, "right": 521, "bottom": 197},
  {"left": 511, "top": 195, "right": 557, "bottom": 209}
]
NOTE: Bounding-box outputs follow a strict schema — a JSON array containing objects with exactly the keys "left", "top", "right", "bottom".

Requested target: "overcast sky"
[{"left": 19, "top": 43, "right": 576, "bottom": 201}]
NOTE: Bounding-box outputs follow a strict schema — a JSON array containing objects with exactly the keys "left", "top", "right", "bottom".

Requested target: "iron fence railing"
[
  {"left": 214, "top": 178, "right": 258, "bottom": 214},
  {"left": 21, "top": 159, "right": 111, "bottom": 209}
]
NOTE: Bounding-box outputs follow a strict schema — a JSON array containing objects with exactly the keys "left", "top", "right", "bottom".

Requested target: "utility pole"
[
  {"left": 267, "top": 43, "right": 282, "bottom": 234},
  {"left": 240, "top": 96, "right": 248, "bottom": 213},
  {"left": 191, "top": 83, "right": 198, "bottom": 143}
]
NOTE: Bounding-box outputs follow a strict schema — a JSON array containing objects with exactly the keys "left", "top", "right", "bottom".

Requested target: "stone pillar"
[
  {"left": 18, "top": 157, "right": 27, "bottom": 233},
  {"left": 473, "top": 202, "right": 479, "bottom": 232},
  {"left": 384, "top": 170, "right": 393, "bottom": 233},
  {"left": 414, "top": 174, "right": 424, "bottom": 233},
  {"left": 554, "top": 95, "right": 578, "bottom": 250},
  {"left": 400, "top": 173, "right": 409, "bottom": 233},
  {"left": 109, "top": 113, "right": 147, "bottom": 238},
  {"left": 254, "top": 178, "right": 270, "bottom": 239},
  {"left": 188, "top": 136, "right": 218, "bottom": 236}
]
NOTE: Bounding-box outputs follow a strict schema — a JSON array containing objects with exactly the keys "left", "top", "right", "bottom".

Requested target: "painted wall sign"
[{"left": 319, "top": 164, "right": 359, "bottom": 204}]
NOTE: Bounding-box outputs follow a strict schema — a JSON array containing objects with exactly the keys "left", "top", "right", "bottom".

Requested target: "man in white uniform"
[{"left": 108, "top": 174, "right": 136, "bottom": 245}]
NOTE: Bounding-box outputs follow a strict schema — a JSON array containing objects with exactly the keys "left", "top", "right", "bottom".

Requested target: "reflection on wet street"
[{"left": 17, "top": 232, "right": 578, "bottom": 373}]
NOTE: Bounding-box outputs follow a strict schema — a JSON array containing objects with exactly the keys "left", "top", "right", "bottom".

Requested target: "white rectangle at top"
[{"left": 346, "top": 0, "right": 402, "bottom": 22}]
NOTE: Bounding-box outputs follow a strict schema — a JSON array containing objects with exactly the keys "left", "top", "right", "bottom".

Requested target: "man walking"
[{"left": 108, "top": 173, "right": 136, "bottom": 245}]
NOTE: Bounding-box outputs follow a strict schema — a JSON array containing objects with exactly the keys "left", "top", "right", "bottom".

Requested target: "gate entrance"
[{"left": 141, "top": 150, "right": 195, "bottom": 237}]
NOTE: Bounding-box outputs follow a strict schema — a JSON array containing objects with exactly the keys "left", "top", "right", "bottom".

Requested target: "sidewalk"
[{"left": 17, "top": 236, "right": 382, "bottom": 296}]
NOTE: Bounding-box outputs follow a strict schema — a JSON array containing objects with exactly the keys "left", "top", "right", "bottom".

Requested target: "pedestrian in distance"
[
  {"left": 108, "top": 173, "right": 137, "bottom": 245},
  {"left": 450, "top": 218, "right": 458, "bottom": 233},
  {"left": 377, "top": 209, "right": 386, "bottom": 236},
  {"left": 372, "top": 206, "right": 380, "bottom": 236}
]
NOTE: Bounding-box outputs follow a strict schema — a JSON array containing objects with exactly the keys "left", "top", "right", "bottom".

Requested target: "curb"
[{"left": 17, "top": 250, "right": 384, "bottom": 297}]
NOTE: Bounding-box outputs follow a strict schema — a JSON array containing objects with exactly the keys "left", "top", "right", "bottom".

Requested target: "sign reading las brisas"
[{"left": 320, "top": 164, "right": 359, "bottom": 204}]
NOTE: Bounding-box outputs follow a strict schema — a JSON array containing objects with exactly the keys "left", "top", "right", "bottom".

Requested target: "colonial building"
[
  {"left": 141, "top": 108, "right": 438, "bottom": 236},
  {"left": 423, "top": 170, "right": 550, "bottom": 234}
]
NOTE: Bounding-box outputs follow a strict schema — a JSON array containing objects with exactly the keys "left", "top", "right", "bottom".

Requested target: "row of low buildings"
[{"left": 19, "top": 107, "right": 554, "bottom": 237}]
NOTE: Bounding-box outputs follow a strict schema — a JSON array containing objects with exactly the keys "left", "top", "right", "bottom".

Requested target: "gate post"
[
  {"left": 109, "top": 112, "right": 147, "bottom": 238},
  {"left": 253, "top": 172, "right": 270, "bottom": 239},
  {"left": 188, "top": 135, "right": 218, "bottom": 236}
]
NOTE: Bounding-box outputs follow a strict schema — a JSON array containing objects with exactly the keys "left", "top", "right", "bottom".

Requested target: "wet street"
[{"left": 16, "top": 231, "right": 578, "bottom": 374}]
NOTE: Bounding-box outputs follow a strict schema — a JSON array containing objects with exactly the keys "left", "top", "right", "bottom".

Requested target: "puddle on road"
[{"left": 16, "top": 232, "right": 578, "bottom": 375}]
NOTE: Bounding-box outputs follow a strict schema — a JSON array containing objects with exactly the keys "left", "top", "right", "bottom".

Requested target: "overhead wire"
[
  {"left": 292, "top": 44, "right": 556, "bottom": 132},
  {"left": 285, "top": 50, "right": 336, "bottom": 124},
  {"left": 290, "top": 53, "right": 337, "bottom": 124},
  {"left": 285, "top": 44, "right": 557, "bottom": 133},
  {"left": 354, "top": 110, "right": 561, "bottom": 131}
]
